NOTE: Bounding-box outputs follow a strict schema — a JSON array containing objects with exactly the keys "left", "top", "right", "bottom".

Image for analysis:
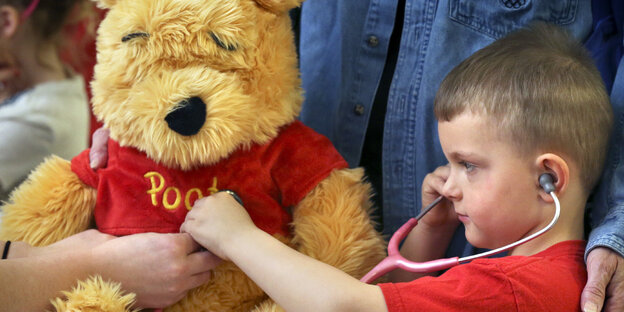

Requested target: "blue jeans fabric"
[{"left": 298, "top": 0, "right": 596, "bottom": 258}]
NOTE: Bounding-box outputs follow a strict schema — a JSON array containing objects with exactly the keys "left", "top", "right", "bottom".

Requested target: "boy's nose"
[
  {"left": 441, "top": 176, "right": 461, "bottom": 201},
  {"left": 165, "top": 96, "right": 207, "bottom": 136}
]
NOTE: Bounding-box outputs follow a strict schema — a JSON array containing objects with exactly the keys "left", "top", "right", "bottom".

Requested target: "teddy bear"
[{"left": 0, "top": 0, "right": 387, "bottom": 311}]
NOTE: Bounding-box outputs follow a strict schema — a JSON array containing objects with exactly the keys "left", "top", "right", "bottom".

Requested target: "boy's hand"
[
  {"left": 180, "top": 192, "right": 256, "bottom": 260},
  {"left": 391, "top": 165, "right": 461, "bottom": 282},
  {"left": 420, "top": 165, "right": 459, "bottom": 229}
]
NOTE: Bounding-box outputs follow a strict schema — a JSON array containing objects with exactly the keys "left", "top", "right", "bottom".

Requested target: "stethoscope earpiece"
[{"left": 539, "top": 173, "right": 556, "bottom": 193}]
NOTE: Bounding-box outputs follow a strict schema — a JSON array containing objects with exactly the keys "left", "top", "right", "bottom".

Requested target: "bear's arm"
[
  {"left": 0, "top": 155, "right": 97, "bottom": 246},
  {"left": 289, "top": 168, "right": 386, "bottom": 276}
]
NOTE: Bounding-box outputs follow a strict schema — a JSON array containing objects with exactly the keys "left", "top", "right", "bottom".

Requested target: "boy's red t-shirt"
[
  {"left": 71, "top": 120, "right": 348, "bottom": 236},
  {"left": 379, "top": 240, "right": 587, "bottom": 312}
]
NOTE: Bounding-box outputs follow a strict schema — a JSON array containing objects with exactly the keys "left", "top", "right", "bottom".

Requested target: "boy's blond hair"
[{"left": 434, "top": 22, "right": 613, "bottom": 193}]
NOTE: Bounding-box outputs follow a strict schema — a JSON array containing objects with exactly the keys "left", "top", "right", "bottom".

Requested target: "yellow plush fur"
[
  {"left": 51, "top": 276, "right": 137, "bottom": 312},
  {"left": 0, "top": 0, "right": 386, "bottom": 311},
  {"left": 92, "top": 0, "right": 301, "bottom": 170}
]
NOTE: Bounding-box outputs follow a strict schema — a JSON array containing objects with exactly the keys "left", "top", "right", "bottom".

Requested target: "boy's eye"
[
  {"left": 460, "top": 161, "right": 476, "bottom": 172},
  {"left": 210, "top": 33, "right": 237, "bottom": 51},
  {"left": 122, "top": 32, "right": 150, "bottom": 43}
]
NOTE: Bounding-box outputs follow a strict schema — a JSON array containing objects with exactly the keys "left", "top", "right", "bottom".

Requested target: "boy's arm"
[
  {"left": 229, "top": 224, "right": 387, "bottom": 312},
  {"left": 182, "top": 193, "right": 389, "bottom": 312},
  {"left": 389, "top": 219, "right": 459, "bottom": 282},
  {"left": 390, "top": 165, "right": 460, "bottom": 282}
]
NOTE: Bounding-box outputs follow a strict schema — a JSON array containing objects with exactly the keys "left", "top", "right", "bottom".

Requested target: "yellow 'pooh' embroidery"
[{"left": 144, "top": 171, "right": 220, "bottom": 210}]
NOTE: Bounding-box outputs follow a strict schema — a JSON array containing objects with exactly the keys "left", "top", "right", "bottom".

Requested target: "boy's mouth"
[{"left": 456, "top": 212, "right": 470, "bottom": 223}]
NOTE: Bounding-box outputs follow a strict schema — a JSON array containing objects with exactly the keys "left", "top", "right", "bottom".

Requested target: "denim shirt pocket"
[{"left": 449, "top": 0, "right": 578, "bottom": 39}]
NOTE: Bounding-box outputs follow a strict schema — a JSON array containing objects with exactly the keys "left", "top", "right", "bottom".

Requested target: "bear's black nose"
[{"left": 165, "top": 97, "right": 207, "bottom": 136}]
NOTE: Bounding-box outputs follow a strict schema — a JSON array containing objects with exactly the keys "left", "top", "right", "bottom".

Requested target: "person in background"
[
  {"left": 181, "top": 23, "right": 612, "bottom": 311},
  {"left": 294, "top": 1, "right": 624, "bottom": 311},
  {"left": 0, "top": 5, "right": 222, "bottom": 311},
  {"left": 0, "top": 0, "right": 91, "bottom": 201}
]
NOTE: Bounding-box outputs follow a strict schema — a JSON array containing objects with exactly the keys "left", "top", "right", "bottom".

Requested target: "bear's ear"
[
  {"left": 254, "top": 0, "right": 303, "bottom": 13},
  {"left": 91, "top": 0, "right": 117, "bottom": 9}
]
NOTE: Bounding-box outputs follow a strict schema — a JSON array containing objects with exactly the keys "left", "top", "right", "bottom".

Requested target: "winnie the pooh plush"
[{"left": 0, "top": 0, "right": 386, "bottom": 311}]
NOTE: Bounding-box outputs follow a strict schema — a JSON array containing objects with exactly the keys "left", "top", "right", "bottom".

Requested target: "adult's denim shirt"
[
  {"left": 584, "top": 0, "right": 624, "bottom": 259},
  {"left": 589, "top": 59, "right": 624, "bottom": 259},
  {"left": 298, "top": 0, "right": 596, "bottom": 258}
]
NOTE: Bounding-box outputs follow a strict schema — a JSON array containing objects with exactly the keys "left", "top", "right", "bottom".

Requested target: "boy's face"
[{"left": 437, "top": 112, "right": 546, "bottom": 250}]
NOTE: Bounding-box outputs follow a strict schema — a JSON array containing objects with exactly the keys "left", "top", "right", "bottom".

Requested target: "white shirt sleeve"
[
  {"left": 0, "top": 76, "right": 89, "bottom": 197},
  {"left": 0, "top": 118, "right": 54, "bottom": 192}
]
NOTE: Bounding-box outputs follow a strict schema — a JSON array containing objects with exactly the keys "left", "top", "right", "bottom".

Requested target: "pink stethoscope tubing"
[{"left": 361, "top": 193, "right": 560, "bottom": 284}]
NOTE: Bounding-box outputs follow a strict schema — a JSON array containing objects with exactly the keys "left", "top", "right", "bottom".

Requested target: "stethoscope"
[{"left": 361, "top": 173, "right": 560, "bottom": 284}]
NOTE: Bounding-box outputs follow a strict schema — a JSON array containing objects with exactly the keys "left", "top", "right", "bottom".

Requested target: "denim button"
[
  {"left": 354, "top": 105, "right": 365, "bottom": 115},
  {"left": 500, "top": 0, "right": 527, "bottom": 9},
  {"left": 367, "top": 35, "right": 379, "bottom": 47}
]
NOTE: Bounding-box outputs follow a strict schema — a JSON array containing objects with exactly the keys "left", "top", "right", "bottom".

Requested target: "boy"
[{"left": 180, "top": 23, "right": 613, "bottom": 311}]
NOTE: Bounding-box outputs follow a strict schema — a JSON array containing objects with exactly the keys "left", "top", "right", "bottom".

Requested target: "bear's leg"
[{"left": 51, "top": 276, "right": 136, "bottom": 312}]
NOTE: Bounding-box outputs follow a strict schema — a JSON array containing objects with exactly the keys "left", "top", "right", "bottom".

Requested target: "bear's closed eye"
[
  {"left": 210, "top": 33, "right": 237, "bottom": 51},
  {"left": 122, "top": 32, "right": 150, "bottom": 43}
]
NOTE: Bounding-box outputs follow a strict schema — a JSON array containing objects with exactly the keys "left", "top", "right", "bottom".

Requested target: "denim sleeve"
[
  {"left": 586, "top": 56, "right": 624, "bottom": 260},
  {"left": 587, "top": 208, "right": 624, "bottom": 259}
]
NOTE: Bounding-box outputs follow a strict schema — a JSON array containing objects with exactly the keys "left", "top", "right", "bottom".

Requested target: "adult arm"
[
  {"left": 181, "top": 192, "right": 388, "bottom": 312},
  {"left": 0, "top": 230, "right": 220, "bottom": 311},
  {"left": 581, "top": 57, "right": 624, "bottom": 312},
  {"left": 1, "top": 241, "right": 104, "bottom": 312}
]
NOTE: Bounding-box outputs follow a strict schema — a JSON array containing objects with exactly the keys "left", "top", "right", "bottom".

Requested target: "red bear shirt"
[{"left": 71, "top": 121, "right": 348, "bottom": 237}]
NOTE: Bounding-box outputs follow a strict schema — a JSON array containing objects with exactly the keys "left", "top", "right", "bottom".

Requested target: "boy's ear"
[
  {"left": 254, "top": 0, "right": 304, "bottom": 14},
  {"left": 535, "top": 153, "right": 569, "bottom": 203},
  {"left": 91, "top": 0, "right": 117, "bottom": 9},
  {"left": 0, "top": 5, "right": 20, "bottom": 39}
]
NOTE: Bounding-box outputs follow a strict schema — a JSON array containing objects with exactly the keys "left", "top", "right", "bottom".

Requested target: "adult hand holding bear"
[{"left": 0, "top": 230, "right": 220, "bottom": 311}]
